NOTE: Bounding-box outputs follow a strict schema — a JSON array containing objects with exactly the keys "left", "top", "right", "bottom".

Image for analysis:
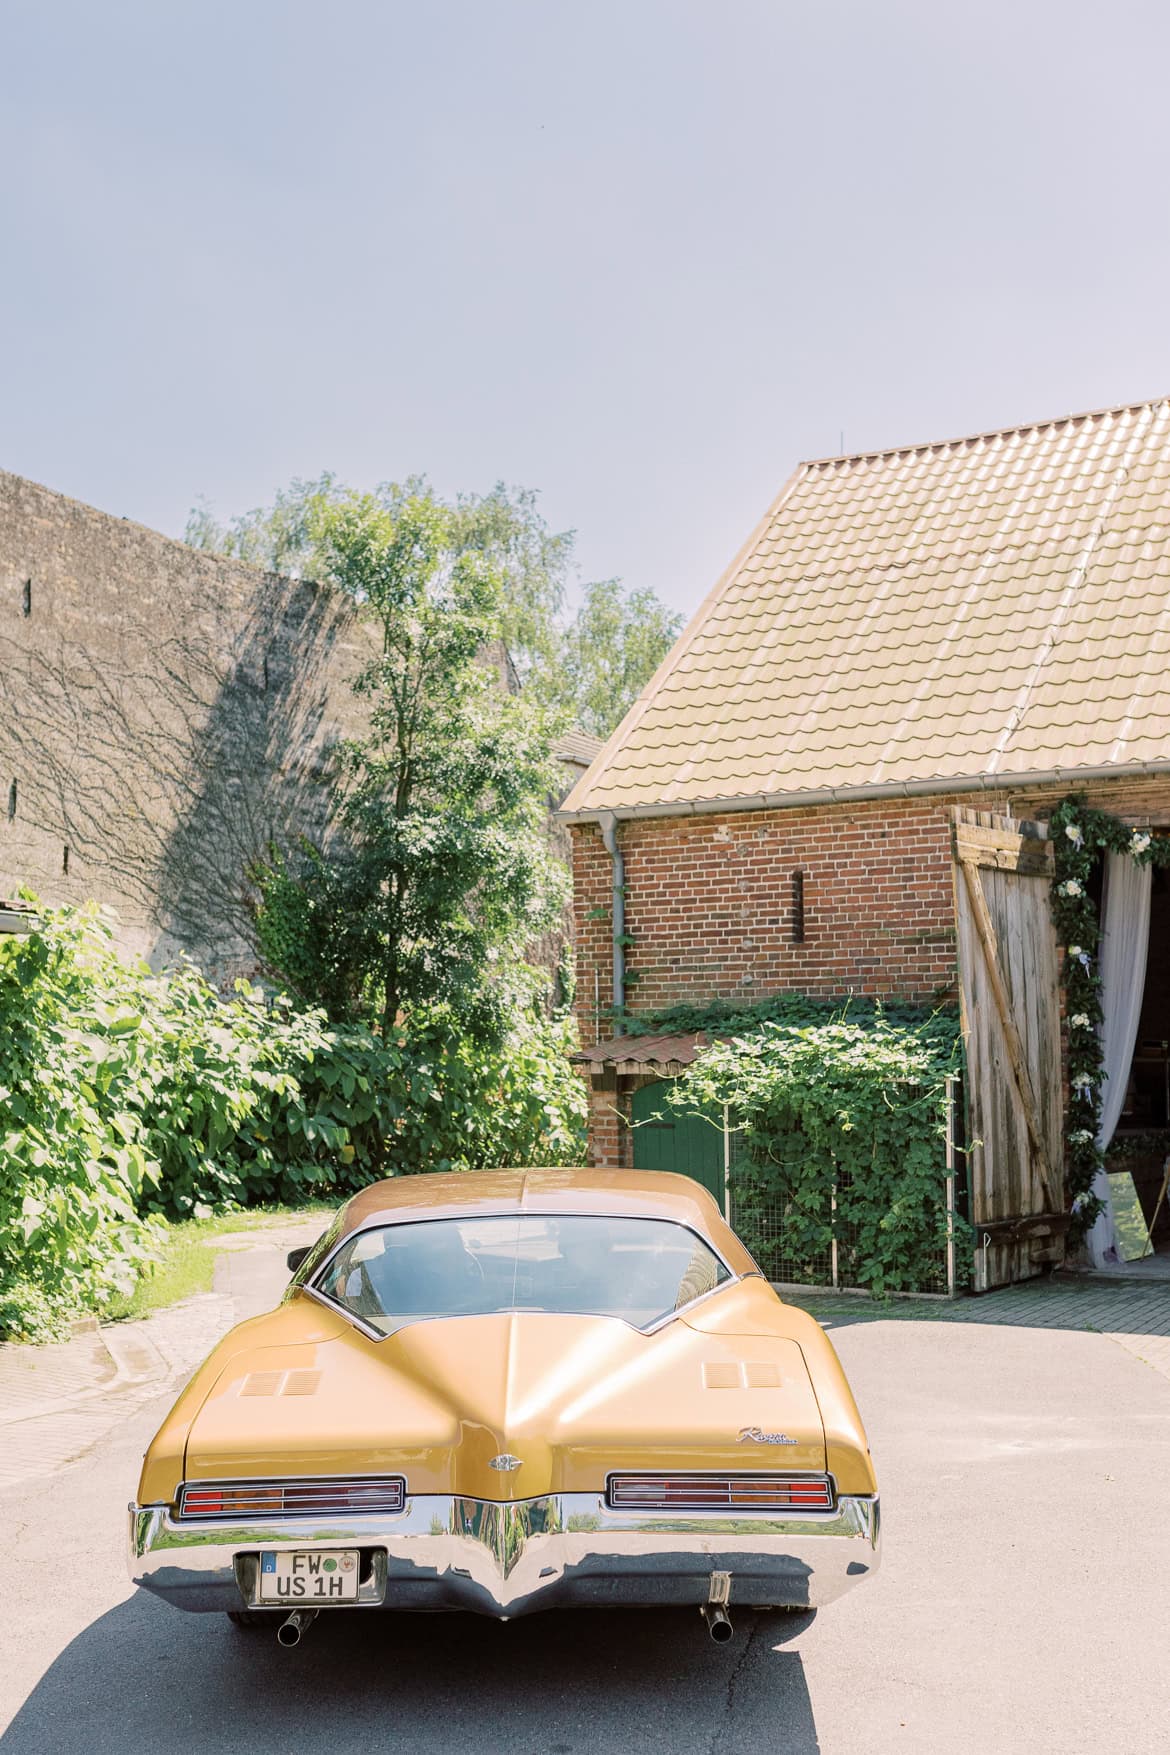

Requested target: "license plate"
[{"left": 258, "top": 1549, "right": 360, "bottom": 1602}]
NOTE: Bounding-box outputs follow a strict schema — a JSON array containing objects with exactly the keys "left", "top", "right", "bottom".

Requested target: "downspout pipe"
[{"left": 598, "top": 810, "right": 625, "bottom": 1017}]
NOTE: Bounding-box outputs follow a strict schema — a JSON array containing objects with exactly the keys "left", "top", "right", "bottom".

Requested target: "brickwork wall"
[
  {"left": 572, "top": 795, "right": 985, "bottom": 1039},
  {"left": 571, "top": 775, "right": 1170, "bottom": 1162},
  {"left": 571, "top": 824, "right": 616, "bottom": 1045},
  {"left": 586, "top": 1079, "right": 625, "bottom": 1169}
]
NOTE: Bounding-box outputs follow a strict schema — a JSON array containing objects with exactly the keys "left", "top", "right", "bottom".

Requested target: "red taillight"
[
  {"left": 176, "top": 1476, "right": 406, "bottom": 1520},
  {"left": 606, "top": 1474, "right": 834, "bottom": 1513},
  {"left": 179, "top": 1490, "right": 223, "bottom": 1515}
]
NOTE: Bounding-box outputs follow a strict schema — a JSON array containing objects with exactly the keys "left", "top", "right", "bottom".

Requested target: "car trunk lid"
[{"left": 182, "top": 1298, "right": 827, "bottom": 1499}]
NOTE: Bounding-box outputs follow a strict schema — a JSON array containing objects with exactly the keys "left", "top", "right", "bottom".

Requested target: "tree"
[
  {"left": 184, "top": 474, "right": 342, "bottom": 577},
  {"left": 186, "top": 477, "right": 684, "bottom": 737},
  {"left": 250, "top": 488, "right": 569, "bottom": 1041},
  {"left": 186, "top": 476, "right": 570, "bottom": 691},
  {"left": 559, "top": 578, "right": 684, "bottom": 738}
]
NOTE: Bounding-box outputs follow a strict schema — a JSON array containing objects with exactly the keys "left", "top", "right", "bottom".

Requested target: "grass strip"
[{"left": 103, "top": 1204, "right": 332, "bottom": 1323}]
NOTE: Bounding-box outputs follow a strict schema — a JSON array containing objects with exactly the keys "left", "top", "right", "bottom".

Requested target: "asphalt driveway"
[{"left": 2, "top": 1277, "right": 1169, "bottom": 1754}]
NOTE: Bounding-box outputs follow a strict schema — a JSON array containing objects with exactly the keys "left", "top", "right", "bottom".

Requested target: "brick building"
[{"left": 561, "top": 397, "right": 1170, "bottom": 1287}]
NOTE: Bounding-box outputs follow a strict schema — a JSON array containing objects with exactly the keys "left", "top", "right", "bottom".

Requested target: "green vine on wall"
[
  {"left": 668, "top": 1009, "right": 966, "bottom": 1294},
  {"left": 1047, "top": 795, "right": 1170, "bottom": 1237}
]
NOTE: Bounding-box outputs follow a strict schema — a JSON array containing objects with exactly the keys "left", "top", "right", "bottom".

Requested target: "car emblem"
[
  {"left": 738, "top": 1426, "right": 798, "bottom": 1446},
  {"left": 488, "top": 1454, "right": 523, "bottom": 1472}
]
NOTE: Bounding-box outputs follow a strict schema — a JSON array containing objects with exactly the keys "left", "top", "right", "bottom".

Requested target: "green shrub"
[
  {"left": 0, "top": 902, "right": 586, "bottom": 1337},
  {"left": 0, "top": 913, "right": 165, "bottom": 1339},
  {"left": 668, "top": 1008, "right": 968, "bottom": 1294}
]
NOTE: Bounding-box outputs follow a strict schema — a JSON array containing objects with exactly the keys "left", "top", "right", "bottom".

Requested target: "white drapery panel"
[{"left": 1086, "top": 852, "right": 1152, "bottom": 1268}]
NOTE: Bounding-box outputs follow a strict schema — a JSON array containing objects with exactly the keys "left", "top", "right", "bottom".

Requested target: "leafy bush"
[
  {"left": 667, "top": 1008, "right": 968, "bottom": 1294},
  {"left": 617, "top": 990, "right": 955, "bottom": 1039},
  {"left": 0, "top": 902, "right": 586, "bottom": 1338},
  {"left": 0, "top": 912, "right": 164, "bottom": 1339}
]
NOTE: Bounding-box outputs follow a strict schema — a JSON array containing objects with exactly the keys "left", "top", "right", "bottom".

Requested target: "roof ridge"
[
  {"left": 560, "top": 392, "right": 1170, "bottom": 823},
  {"left": 800, "top": 392, "right": 1170, "bottom": 471}
]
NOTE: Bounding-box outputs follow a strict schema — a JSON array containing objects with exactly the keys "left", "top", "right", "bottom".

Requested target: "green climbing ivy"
[{"left": 668, "top": 1007, "right": 966, "bottom": 1294}]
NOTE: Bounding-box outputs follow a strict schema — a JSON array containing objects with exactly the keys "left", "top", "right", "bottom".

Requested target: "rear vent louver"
[
  {"left": 239, "top": 1370, "right": 323, "bottom": 1397},
  {"left": 701, "top": 1362, "right": 783, "bottom": 1389},
  {"left": 606, "top": 1474, "right": 835, "bottom": 1513},
  {"left": 176, "top": 1475, "right": 406, "bottom": 1520}
]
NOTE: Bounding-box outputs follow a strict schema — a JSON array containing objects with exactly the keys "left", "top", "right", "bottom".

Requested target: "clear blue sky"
[{"left": 3, "top": 0, "right": 1168, "bottom": 616}]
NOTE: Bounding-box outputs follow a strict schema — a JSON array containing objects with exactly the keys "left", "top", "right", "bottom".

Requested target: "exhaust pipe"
[
  {"left": 276, "top": 1608, "right": 318, "bottom": 1648},
  {"left": 702, "top": 1570, "right": 734, "bottom": 1642}
]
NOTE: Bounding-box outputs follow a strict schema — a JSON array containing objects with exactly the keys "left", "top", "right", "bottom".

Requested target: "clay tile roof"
[
  {"left": 554, "top": 728, "right": 605, "bottom": 766},
  {"left": 562, "top": 396, "right": 1170, "bottom": 818}
]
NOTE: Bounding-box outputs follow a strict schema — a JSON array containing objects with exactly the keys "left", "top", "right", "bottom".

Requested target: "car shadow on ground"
[{"left": 0, "top": 1593, "right": 821, "bottom": 1755}]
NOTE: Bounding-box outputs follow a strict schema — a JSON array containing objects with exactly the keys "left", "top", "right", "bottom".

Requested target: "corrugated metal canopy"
[
  {"left": 562, "top": 397, "right": 1170, "bottom": 819},
  {"left": 0, "top": 900, "right": 40, "bottom": 934},
  {"left": 572, "top": 1032, "right": 707, "bottom": 1075}
]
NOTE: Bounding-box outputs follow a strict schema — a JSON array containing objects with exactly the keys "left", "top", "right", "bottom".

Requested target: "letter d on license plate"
[{"left": 258, "top": 1549, "right": 360, "bottom": 1602}]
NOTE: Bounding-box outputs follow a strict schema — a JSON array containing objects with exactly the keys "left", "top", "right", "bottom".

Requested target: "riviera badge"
[
  {"left": 488, "top": 1454, "right": 523, "bottom": 1472},
  {"left": 737, "top": 1427, "right": 798, "bottom": 1446}
]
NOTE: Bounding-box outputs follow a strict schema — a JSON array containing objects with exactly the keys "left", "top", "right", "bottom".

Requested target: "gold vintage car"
[{"left": 128, "top": 1168, "right": 879, "bottom": 1645}]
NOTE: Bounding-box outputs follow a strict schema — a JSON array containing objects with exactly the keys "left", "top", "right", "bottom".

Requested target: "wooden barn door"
[{"left": 953, "top": 809, "right": 1066, "bottom": 1290}]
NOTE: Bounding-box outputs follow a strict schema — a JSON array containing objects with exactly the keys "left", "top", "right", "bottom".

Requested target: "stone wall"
[{"left": 0, "top": 469, "right": 372, "bottom": 984}]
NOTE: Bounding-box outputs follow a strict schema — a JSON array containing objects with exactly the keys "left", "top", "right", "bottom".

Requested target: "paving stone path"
[
  {"left": 0, "top": 1217, "right": 323, "bottom": 1491},
  {"left": 792, "top": 1272, "right": 1170, "bottom": 1383}
]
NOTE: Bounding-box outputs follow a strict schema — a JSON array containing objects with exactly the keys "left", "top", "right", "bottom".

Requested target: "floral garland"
[{"left": 1047, "top": 795, "right": 1170, "bottom": 1239}]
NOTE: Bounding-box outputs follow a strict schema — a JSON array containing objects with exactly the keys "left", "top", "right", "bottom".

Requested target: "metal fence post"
[
  {"left": 830, "top": 1173, "right": 839, "bottom": 1289},
  {"left": 945, "top": 1074, "right": 956, "bottom": 1297},
  {"left": 722, "top": 1103, "right": 731, "bottom": 1225}
]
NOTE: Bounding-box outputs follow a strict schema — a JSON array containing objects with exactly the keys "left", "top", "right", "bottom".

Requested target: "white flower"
[
  {"left": 1069, "top": 1128, "right": 1094, "bottom": 1145},
  {"left": 1059, "top": 879, "right": 1084, "bottom": 897},
  {"left": 1073, "top": 1077, "right": 1095, "bottom": 1096},
  {"left": 1069, "top": 1013, "right": 1092, "bottom": 1029},
  {"left": 1064, "top": 823, "right": 1084, "bottom": 846},
  {"left": 1068, "top": 945, "right": 1082, "bottom": 958},
  {"left": 1131, "top": 831, "right": 1151, "bottom": 854}
]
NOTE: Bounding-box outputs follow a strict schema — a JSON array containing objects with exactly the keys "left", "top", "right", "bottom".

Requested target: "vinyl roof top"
[
  {"left": 339, "top": 1167, "right": 755, "bottom": 1272},
  {"left": 562, "top": 396, "right": 1170, "bottom": 818}
]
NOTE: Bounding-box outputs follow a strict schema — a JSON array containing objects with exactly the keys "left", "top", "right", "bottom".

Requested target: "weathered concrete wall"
[{"left": 0, "top": 470, "right": 372, "bottom": 984}]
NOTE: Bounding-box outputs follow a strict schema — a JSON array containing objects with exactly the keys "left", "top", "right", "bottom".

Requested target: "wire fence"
[{"left": 726, "top": 1076, "right": 964, "bottom": 1296}]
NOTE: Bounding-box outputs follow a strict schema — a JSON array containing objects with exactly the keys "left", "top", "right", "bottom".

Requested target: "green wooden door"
[{"left": 631, "top": 1080, "right": 725, "bottom": 1207}]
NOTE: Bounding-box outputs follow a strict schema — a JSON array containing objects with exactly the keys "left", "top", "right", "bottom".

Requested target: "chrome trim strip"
[
  {"left": 305, "top": 1213, "right": 741, "bottom": 1342},
  {"left": 128, "top": 1490, "right": 880, "bottom": 1618},
  {"left": 640, "top": 1272, "right": 738, "bottom": 1335},
  {"left": 300, "top": 1281, "right": 384, "bottom": 1342}
]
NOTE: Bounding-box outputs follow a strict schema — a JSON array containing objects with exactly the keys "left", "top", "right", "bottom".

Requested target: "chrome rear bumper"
[{"left": 128, "top": 1491, "right": 880, "bottom": 1618}]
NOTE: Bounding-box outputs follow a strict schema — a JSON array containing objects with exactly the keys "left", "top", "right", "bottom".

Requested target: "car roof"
[{"left": 337, "top": 1167, "right": 759, "bottom": 1276}]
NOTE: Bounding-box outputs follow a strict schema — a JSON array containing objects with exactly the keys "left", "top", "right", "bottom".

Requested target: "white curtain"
[{"left": 1085, "top": 852, "right": 1152, "bottom": 1268}]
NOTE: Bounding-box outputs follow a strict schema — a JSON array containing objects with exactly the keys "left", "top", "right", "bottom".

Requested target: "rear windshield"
[{"left": 314, "top": 1214, "right": 731, "bottom": 1336}]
